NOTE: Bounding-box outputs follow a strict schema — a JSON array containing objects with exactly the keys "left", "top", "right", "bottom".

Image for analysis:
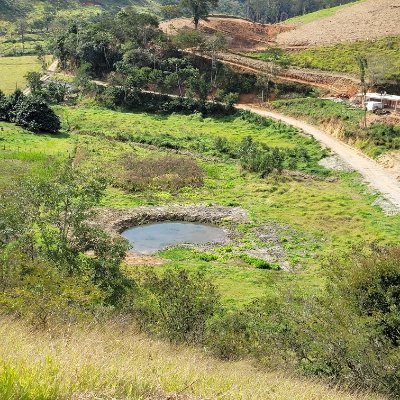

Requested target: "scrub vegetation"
[{"left": 0, "top": 2, "right": 400, "bottom": 399}]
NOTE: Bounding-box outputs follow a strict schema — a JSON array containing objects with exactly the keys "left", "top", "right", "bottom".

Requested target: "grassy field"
[
  {"left": 247, "top": 36, "right": 400, "bottom": 80},
  {"left": 284, "top": 0, "right": 365, "bottom": 25},
  {"left": 269, "top": 98, "right": 400, "bottom": 157},
  {"left": 2, "top": 105, "right": 398, "bottom": 306},
  {"left": 0, "top": 55, "right": 46, "bottom": 94},
  {"left": 287, "top": 37, "right": 400, "bottom": 79},
  {"left": 0, "top": 317, "right": 382, "bottom": 400}
]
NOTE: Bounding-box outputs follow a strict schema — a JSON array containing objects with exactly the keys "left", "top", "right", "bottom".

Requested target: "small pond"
[{"left": 121, "top": 221, "right": 227, "bottom": 254}]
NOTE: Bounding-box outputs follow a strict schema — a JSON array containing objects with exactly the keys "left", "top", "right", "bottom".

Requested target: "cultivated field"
[{"left": 278, "top": 0, "right": 400, "bottom": 47}]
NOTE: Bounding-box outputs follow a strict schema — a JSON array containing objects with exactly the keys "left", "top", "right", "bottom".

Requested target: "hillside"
[
  {"left": 0, "top": 318, "right": 384, "bottom": 400},
  {"left": 277, "top": 0, "right": 400, "bottom": 47}
]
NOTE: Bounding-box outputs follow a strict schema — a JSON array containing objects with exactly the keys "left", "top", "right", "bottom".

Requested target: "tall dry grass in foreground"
[{"left": 0, "top": 318, "right": 383, "bottom": 400}]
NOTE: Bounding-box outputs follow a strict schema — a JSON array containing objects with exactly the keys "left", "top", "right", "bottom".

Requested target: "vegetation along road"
[{"left": 238, "top": 104, "right": 400, "bottom": 210}]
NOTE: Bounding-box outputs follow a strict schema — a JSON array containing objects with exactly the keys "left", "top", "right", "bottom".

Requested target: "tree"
[
  {"left": 13, "top": 98, "right": 61, "bottom": 133},
  {"left": 204, "top": 32, "right": 227, "bottom": 88},
  {"left": 25, "top": 71, "right": 44, "bottom": 97},
  {"left": 172, "top": 28, "right": 204, "bottom": 50},
  {"left": 16, "top": 19, "right": 28, "bottom": 54},
  {"left": 0, "top": 90, "right": 9, "bottom": 120},
  {"left": 355, "top": 55, "right": 368, "bottom": 128},
  {"left": 256, "top": 62, "right": 282, "bottom": 103},
  {"left": 0, "top": 166, "right": 131, "bottom": 306},
  {"left": 181, "top": 0, "right": 219, "bottom": 30}
]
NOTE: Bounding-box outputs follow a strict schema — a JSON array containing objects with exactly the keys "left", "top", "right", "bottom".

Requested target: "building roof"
[{"left": 362, "top": 93, "right": 400, "bottom": 101}]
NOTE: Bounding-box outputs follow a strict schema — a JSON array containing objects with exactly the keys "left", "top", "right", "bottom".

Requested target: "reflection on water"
[{"left": 121, "top": 221, "right": 227, "bottom": 254}]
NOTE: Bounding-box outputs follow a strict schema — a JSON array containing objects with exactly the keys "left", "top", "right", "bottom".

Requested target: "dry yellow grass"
[{"left": 0, "top": 318, "right": 384, "bottom": 400}]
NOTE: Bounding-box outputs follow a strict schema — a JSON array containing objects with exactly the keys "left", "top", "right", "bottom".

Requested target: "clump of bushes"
[
  {"left": 133, "top": 269, "right": 219, "bottom": 344},
  {"left": 100, "top": 88, "right": 236, "bottom": 117},
  {"left": 208, "top": 245, "right": 400, "bottom": 397},
  {"left": 0, "top": 89, "right": 61, "bottom": 134},
  {"left": 121, "top": 154, "right": 204, "bottom": 192},
  {"left": 368, "top": 123, "right": 400, "bottom": 149},
  {"left": 238, "top": 136, "right": 310, "bottom": 177},
  {"left": 239, "top": 254, "right": 280, "bottom": 270}
]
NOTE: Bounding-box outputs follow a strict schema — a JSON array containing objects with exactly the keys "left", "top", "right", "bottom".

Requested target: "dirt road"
[{"left": 237, "top": 104, "right": 400, "bottom": 211}]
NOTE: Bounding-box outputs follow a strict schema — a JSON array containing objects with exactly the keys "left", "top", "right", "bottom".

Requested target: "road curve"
[{"left": 237, "top": 104, "right": 400, "bottom": 210}]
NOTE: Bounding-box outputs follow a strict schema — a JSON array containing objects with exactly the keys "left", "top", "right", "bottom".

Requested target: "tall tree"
[
  {"left": 355, "top": 55, "right": 368, "bottom": 129},
  {"left": 181, "top": 0, "right": 219, "bottom": 30}
]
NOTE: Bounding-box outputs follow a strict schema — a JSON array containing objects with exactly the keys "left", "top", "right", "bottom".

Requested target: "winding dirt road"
[{"left": 237, "top": 104, "right": 400, "bottom": 211}]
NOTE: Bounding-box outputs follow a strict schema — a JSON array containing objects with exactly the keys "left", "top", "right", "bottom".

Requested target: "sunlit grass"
[
  {"left": 0, "top": 317, "right": 384, "bottom": 400},
  {"left": 0, "top": 55, "right": 46, "bottom": 94},
  {"left": 284, "top": 0, "right": 365, "bottom": 25}
]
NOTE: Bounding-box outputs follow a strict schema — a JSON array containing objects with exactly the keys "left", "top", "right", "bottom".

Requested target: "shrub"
[
  {"left": 0, "top": 90, "right": 9, "bottom": 121},
  {"left": 13, "top": 98, "right": 61, "bottom": 133},
  {"left": 208, "top": 246, "right": 400, "bottom": 396},
  {"left": 0, "top": 252, "right": 104, "bottom": 327},
  {"left": 121, "top": 155, "right": 204, "bottom": 192},
  {"left": 239, "top": 254, "right": 280, "bottom": 270},
  {"left": 368, "top": 123, "right": 400, "bottom": 149},
  {"left": 133, "top": 269, "right": 220, "bottom": 344}
]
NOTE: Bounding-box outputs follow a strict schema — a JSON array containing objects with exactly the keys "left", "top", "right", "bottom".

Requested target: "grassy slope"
[
  {"left": 247, "top": 36, "right": 400, "bottom": 79},
  {"left": 0, "top": 317, "right": 383, "bottom": 400},
  {"left": 288, "top": 36, "right": 400, "bottom": 77},
  {"left": 3, "top": 105, "right": 397, "bottom": 305},
  {"left": 284, "top": 0, "right": 364, "bottom": 25}
]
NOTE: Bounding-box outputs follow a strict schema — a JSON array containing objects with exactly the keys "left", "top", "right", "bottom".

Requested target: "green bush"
[
  {"left": 239, "top": 254, "right": 280, "bottom": 270},
  {"left": 208, "top": 246, "right": 400, "bottom": 396},
  {"left": 13, "top": 98, "right": 61, "bottom": 133},
  {"left": 133, "top": 269, "right": 220, "bottom": 344},
  {"left": 368, "top": 124, "right": 400, "bottom": 149}
]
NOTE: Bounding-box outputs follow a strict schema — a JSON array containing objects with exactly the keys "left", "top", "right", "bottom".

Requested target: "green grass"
[
  {"left": 284, "top": 1, "right": 364, "bottom": 25},
  {"left": 288, "top": 37, "right": 400, "bottom": 79},
  {"left": 2, "top": 105, "right": 400, "bottom": 305},
  {"left": 247, "top": 36, "right": 400, "bottom": 80},
  {"left": 0, "top": 121, "right": 74, "bottom": 189},
  {"left": 63, "top": 106, "right": 400, "bottom": 304},
  {"left": 0, "top": 55, "right": 45, "bottom": 94}
]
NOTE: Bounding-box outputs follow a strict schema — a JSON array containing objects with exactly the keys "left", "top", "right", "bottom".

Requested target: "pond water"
[{"left": 121, "top": 221, "right": 227, "bottom": 254}]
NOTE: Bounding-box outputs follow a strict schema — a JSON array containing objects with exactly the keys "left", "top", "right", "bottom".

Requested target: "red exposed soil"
[{"left": 160, "top": 17, "right": 291, "bottom": 51}]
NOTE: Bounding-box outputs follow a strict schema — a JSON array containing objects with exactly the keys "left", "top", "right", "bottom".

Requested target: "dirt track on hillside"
[
  {"left": 237, "top": 104, "right": 400, "bottom": 214},
  {"left": 209, "top": 52, "right": 359, "bottom": 96},
  {"left": 278, "top": 0, "right": 400, "bottom": 47}
]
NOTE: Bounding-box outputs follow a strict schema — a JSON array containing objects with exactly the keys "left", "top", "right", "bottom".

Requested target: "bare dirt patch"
[
  {"left": 277, "top": 0, "right": 400, "bottom": 48},
  {"left": 319, "top": 155, "right": 354, "bottom": 172},
  {"left": 377, "top": 151, "right": 400, "bottom": 182},
  {"left": 160, "top": 17, "right": 291, "bottom": 51},
  {"left": 124, "top": 253, "right": 167, "bottom": 266}
]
